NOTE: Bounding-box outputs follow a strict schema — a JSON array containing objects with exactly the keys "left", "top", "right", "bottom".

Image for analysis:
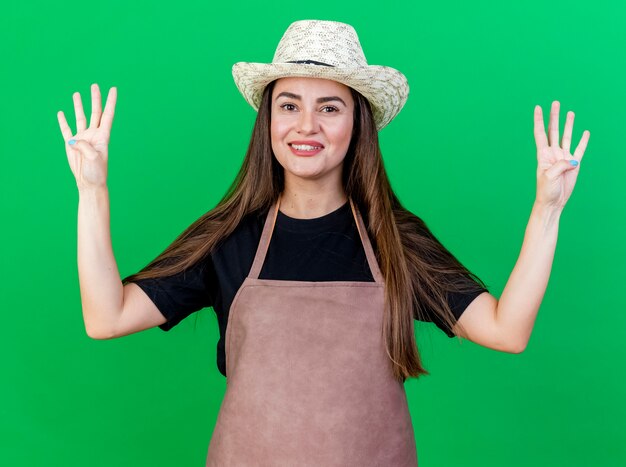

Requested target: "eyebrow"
[{"left": 275, "top": 91, "right": 347, "bottom": 107}]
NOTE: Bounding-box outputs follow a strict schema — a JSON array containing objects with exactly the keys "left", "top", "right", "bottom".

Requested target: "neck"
[{"left": 279, "top": 178, "right": 348, "bottom": 219}]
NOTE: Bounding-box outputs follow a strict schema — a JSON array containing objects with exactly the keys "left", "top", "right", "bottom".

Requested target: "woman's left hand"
[{"left": 533, "top": 101, "right": 590, "bottom": 210}]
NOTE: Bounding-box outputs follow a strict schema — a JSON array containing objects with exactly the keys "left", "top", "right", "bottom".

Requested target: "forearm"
[
  {"left": 77, "top": 186, "right": 123, "bottom": 338},
  {"left": 496, "top": 202, "right": 562, "bottom": 351}
]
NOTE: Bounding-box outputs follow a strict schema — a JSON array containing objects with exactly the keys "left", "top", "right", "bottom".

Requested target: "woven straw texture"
[{"left": 232, "top": 20, "right": 409, "bottom": 130}]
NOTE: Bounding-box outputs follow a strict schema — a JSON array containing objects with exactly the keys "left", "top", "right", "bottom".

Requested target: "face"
[{"left": 270, "top": 77, "right": 354, "bottom": 187}]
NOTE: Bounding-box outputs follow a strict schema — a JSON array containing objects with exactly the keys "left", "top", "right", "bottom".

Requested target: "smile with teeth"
[{"left": 290, "top": 144, "right": 323, "bottom": 151}]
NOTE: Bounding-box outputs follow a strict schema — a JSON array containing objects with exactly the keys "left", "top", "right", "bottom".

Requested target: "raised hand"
[
  {"left": 533, "top": 101, "right": 590, "bottom": 210},
  {"left": 57, "top": 83, "right": 118, "bottom": 190}
]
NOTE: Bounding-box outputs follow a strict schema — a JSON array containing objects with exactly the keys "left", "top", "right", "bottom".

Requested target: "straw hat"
[{"left": 232, "top": 20, "right": 409, "bottom": 130}]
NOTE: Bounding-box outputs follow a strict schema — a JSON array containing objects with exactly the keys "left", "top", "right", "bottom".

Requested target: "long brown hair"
[{"left": 123, "top": 80, "right": 487, "bottom": 383}]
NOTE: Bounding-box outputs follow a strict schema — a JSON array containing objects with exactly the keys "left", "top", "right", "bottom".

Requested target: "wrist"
[
  {"left": 78, "top": 185, "right": 109, "bottom": 203},
  {"left": 78, "top": 184, "right": 108, "bottom": 195},
  {"left": 531, "top": 201, "right": 562, "bottom": 230}
]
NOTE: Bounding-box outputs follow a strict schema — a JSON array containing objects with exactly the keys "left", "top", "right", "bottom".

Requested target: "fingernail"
[
  {"left": 569, "top": 160, "right": 579, "bottom": 166},
  {"left": 68, "top": 139, "right": 76, "bottom": 145}
]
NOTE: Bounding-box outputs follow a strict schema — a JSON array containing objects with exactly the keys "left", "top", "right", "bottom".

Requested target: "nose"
[{"left": 296, "top": 108, "right": 319, "bottom": 135}]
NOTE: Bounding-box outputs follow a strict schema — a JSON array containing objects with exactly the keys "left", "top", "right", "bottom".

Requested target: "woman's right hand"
[{"left": 57, "top": 83, "right": 117, "bottom": 191}]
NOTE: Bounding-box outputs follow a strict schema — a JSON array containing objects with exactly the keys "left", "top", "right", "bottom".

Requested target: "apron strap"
[
  {"left": 348, "top": 198, "right": 384, "bottom": 283},
  {"left": 249, "top": 198, "right": 281, "bottom": 279},
  {"left": 249, "top": 196, "right": 384, "bottom": 284}
]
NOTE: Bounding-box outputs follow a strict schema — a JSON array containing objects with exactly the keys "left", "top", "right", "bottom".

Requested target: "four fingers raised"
[
  {"left": 57, "top": 84, "right": 118, "bottom": 143},
  {"left": 534, "top": 101, "right": 590, "bottom": 160}
]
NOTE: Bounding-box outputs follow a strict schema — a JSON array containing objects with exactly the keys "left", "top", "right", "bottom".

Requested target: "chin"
[
  {"left": 280, "top": 159, "right": 322, "bottom": 177},
  {"left": 285, "top": 169, "right": 326, "bottom": 181},
  {"left": 277, "top": 154, "right": 344, "bottom": 183}
]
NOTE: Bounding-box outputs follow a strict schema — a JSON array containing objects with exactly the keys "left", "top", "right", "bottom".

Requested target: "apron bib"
[{"left": 206, "top": 197, "right": 418, "bottom": 466}]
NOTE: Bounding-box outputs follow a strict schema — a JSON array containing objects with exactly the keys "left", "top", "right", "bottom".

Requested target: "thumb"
[
  {"left": 68, "top": 139, "right": 99, "bottom": 161},
  {"left": 545, "top": 158, "right": 579, "bottom": 179}
]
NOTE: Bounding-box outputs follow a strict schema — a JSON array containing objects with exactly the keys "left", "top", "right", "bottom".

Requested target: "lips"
[
  {"left": 288, "top": 140, "right": 325, "bottom": 157},
  {"left": 288, "top": 140, "right": 325, "bottom": 150}
]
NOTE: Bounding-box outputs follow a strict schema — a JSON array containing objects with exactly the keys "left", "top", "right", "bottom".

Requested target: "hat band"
[{"left": 285, "top": 59, "right": 334, "bottom": 67}]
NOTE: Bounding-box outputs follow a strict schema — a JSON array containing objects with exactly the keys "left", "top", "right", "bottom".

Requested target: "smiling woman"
[
  {"left": 270, "top": 77, "right": 354, "bottom": 200},
  {"left": 58, "top": 17, "right": 589, "bottom": 467}
]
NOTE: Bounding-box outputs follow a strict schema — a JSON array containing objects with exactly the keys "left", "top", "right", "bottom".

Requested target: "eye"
[
  {"left": 321, "top": 105, "right": 339, "bottom": 113},
  {"left": 279, "top": 103, "right": 297, "bottom": 111}
]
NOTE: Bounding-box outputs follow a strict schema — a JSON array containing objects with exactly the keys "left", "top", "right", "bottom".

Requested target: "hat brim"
[{"left": 232, "top": 62, "right": 409, "bottom": 130}]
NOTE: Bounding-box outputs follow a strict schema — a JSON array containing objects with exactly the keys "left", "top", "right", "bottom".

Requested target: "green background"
[{"left": 2, "top": 0, "right": 624, "bottom": 465}]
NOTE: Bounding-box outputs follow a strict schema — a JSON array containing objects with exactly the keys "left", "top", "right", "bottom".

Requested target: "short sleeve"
[
  {"left": 417, "top": 284, "right": 489, "bottom": 338},
  {"left": 131, "top": 256, "right": 217, "bottom": 331}
]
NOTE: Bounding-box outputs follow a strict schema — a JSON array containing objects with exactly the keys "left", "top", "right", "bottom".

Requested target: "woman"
[{"left": 57, "top": 20, "right": 589, "bottom": 467}]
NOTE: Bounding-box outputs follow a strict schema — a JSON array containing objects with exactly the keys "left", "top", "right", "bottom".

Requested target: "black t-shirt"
[{"left": 133, "top": 200, "right": 488, "bottom": 377}]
